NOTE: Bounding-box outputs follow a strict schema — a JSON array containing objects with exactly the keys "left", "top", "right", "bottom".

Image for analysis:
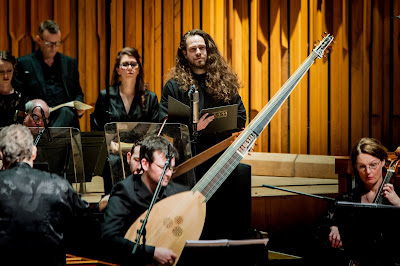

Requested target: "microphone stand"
[
  {"left": 34, "top": 127, "right": 46, "bottom": 146},
  {"left": 188, "top": 85, "right": 199, "bottom": 145},
  {"left": 262, "top": 184, "right": 336, "bottom": 203},
  {"left": 132, "top": 145, "right": 175, "bottom": 255}
]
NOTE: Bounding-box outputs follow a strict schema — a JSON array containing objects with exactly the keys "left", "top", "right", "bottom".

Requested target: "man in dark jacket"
[
  {"left": 0, "top": 124, "right": 90, "bottom": 265},
  {"left": 101, "top": 135, "right": 189, "bottom": 265},
  {"left": 14, "top": 20, "right": 84, "bottom": 128}
]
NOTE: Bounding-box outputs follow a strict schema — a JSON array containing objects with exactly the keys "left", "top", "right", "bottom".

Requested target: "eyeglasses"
[
  {"left": 40, "top": 37, "right": 62, "bottom": 47},
  {"left": 356, "top": 161, "right": 381, "bottom": 172},
  {"left": 120, "top": 62, "right": 138, "bottom": 70},
  {"left": 31, "top": 114, "right": 49, "bottom": 124},
  {"left": 153, "top": 162, "right": 177, "bottom": 174}
]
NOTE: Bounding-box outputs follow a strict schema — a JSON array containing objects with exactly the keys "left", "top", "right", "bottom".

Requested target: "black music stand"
[
  {"left": 80, "top": 131, "right": 107, "bottom": 182},
  {"left": 178, "top": 239, "right": 269, "bottom": 266},
  {"left": 31, "top": 127, "right": 86, "bottom": 193},
  {"left": 335, "top": 201, "right": 400, "bottom": 264}
]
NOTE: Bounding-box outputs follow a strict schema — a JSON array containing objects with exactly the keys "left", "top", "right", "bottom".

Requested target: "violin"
[{"left": 373, "top": 147, "right": 400, "bottom": 204}]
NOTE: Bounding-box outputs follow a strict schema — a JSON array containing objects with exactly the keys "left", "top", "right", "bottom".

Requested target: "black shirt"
[
  {"left": 93, "top": 86, "right": 159, "bottom": 131},
  {"left": 37, "top": 51, "right": 67, "bottom": 107}
]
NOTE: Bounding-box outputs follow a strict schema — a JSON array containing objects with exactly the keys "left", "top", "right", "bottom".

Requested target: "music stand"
[
  {"left": 80, "top": 131, "right": 107, "bottom": 182},
  {"left": 104, "top": 122, "right": 196, "bottom": 188},
  {"left": 178, "top": 239, "right": 269, "bottom": 266},
  {"left": 31, "top": 127, "right": 86, "bottom": 193},
  {"left": 335, "top": 201, "right": 400, "bottom": 263}
]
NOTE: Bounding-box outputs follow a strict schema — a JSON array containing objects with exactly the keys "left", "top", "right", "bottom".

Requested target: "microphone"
[
  {"left": 188, "top": 85, "right": 195, "bottom": 97},
  {"left": 167, "top": 143, "right": 175, "bottom": 160},
  {"left": 40, "top": 107, "right": 52, "bottom": 142},
  {"left": 192, "top": 87, "right": 199, "bottom": 124}
]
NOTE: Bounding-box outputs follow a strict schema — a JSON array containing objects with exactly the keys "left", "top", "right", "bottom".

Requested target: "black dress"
[
  {"left": 0, "top": 89, "right": 25, "bottom": 127},
  {"left": 92, "top": 86, "right": 159, "bottom": 131}
]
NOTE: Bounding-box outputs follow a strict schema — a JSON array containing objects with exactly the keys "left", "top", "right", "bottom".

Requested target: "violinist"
[{"left": 322, "top": 137, "right": 400, "bottom": 265}]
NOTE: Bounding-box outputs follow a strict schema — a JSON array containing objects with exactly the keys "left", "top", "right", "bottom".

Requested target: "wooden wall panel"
[
  {"left": 0, "top": 0, "right": 10, "bottom": 51},
  {"left": 309, "top": 0, "right": 329, "bottom": 155},
  {"left": 143, "top": 0, "right": 155, "bottom": 96},
  {"left": 280, "top": 0, "right": 289, "bottom": 153},
  {"left": 30, "top": 0, "right": 53, "bottom": 40},
  {"left": 330, "top": 0, "right": 349, "bottom": 155},
  {"left": 2, "top": 0, "right": 400, "bottom": 154},
  {"left": 109, "top": 0, "right": 124, "bottom": 80},
  {"left": 9, "top": 0, "right": 31, "bottom": 57},
  {"left": 125, "top": 0, "right": 143, "bottom": 54},
  {"left": 269, "top": 0, "right": 283, "bottom": 153},
  {"left": 154, "top": 0, "right": 163, "bottom": 96},
  {"left": 371, "top": 0, "right": 384, "bottom": 140},
  {"left": 250, "top": 0, "right": 269, "bottom": 152},
  {"left": 289, "top": 0, "right": 308, "bottom": 154}
]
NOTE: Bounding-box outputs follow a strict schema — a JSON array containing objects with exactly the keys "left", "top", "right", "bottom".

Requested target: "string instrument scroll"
[{"left": 124, "top": 33, "right": 334, "bottom": 265}]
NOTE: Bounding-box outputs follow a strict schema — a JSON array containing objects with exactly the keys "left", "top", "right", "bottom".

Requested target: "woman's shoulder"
[{"left": 98, "top": 86, "right": 119, "bottom": 97}]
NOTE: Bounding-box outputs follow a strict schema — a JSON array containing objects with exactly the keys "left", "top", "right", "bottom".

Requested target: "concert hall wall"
[{"left": 1, "top": 0, "right": 399, "bottom": 156}]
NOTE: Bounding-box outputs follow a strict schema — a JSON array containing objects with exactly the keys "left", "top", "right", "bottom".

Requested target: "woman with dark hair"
[
  {"left": 0, "top": 51, "right": 25, "bottom": 127},
  {"left": 92, "top": 47, "right": 159, "bottom": 130},
  {"left": 316, "top": 138, "right": 400, "bottom": 265}
]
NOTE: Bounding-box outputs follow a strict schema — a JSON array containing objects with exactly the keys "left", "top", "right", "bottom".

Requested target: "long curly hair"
[
  {"left": 167, "top": 29, "right": 241, "bottom": 104},
  {"left": 111, "top": 47, "right": 147, "bottom": 110}
]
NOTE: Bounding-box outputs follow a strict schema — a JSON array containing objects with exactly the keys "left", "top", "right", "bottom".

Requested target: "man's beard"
[{"left": 189, "top": 58, "right": 206, "bottom": 69}]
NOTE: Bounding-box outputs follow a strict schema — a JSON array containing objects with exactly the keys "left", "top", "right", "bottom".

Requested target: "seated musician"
[
  {"left": 23, "top": 99, "right": 50, "bottom": 128},
  {"left": 319, "top": 137, "right": 400, "bottom": 265},
  {"left": 98, "top": 139, "right": 143, "bottom": 212},
  {"left": 0, "top": 124, "right": 90, "bottom": 265},
  {"left": 101, "top": 135, "right": 189, "bottom": 265}
]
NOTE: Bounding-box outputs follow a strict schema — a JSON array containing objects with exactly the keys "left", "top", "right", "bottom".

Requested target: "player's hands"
[
  {"left": 154, "top": 247, "right": 177, "bottom": 265},
  {"left": 329, "top": 226, "right": 342, "bottom": 248}
]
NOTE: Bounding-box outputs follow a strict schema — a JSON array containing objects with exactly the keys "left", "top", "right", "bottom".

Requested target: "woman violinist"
[{"left": 323, "top": 137, "right": 400, "bottom": 265}]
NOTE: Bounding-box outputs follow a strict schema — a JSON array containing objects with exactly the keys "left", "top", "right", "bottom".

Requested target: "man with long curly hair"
[{"left": 159, "top": 29, "right": 247, "bottom": 168}]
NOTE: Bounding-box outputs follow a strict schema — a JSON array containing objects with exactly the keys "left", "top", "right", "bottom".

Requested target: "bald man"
[{"left": 23, "top": 99, "right": 50, "bottom": 128}]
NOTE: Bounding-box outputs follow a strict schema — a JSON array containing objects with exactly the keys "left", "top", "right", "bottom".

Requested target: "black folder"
[{"left": 168, "top": 96, "right": 238, "bottom": 134}]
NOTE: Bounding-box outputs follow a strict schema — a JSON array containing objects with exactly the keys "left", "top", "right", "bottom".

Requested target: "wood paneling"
[{"left": 2, "top": 0, "right": 400, "bottom": 155}]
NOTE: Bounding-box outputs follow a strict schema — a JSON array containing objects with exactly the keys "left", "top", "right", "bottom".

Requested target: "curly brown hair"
[
  {"left": 167, "top": 29, "right": 241, "bottom": 103},
  {"left": 111, "top": 47, "right": 147, "bottom": 110}
]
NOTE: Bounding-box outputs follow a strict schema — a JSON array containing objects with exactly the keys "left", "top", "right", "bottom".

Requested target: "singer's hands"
[{"left": 196, "top": 113, "right": 214, "bottom": 131}]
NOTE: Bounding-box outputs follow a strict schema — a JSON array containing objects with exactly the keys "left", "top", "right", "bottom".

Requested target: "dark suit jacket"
[
  {"left": 101, "top": 174, "right": 189, "bottom": 265},
  {"left": 14, "top": 50, "right": 84, "bottom": 104}
]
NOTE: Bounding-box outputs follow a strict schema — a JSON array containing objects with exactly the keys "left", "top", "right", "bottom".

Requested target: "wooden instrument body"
[{"left": 124, "top": 191, "right": 206, "bottom": 265}]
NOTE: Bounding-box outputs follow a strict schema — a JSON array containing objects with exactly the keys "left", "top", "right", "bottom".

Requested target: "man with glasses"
[
  {"left": 14, "top": 20, "right": 84, "bottom": 128},
  {"left": 101, "top": 135, "right": 188, "bottom": 265},
  {"left": 23, "top": 99, "right": 50, "bottom": 128}
]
